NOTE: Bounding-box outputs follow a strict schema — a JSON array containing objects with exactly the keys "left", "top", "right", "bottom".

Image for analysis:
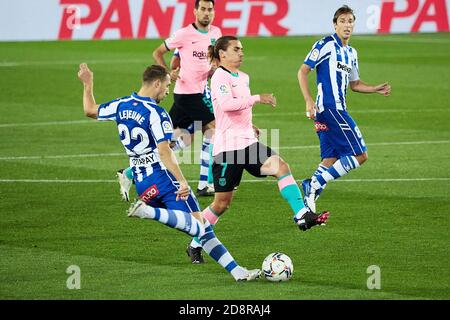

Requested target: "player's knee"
[
  {"left": 278, "top": 160, "right": 291, "bottom": 176},
  {"left": 357, "top": 152, "right": 368, "bottom": 165},
  {"left": 322, "top": 158, "right": 337, "bottom": 167},
  {"left": 213, "top": 198, "right": 232, "bottom": 214}
]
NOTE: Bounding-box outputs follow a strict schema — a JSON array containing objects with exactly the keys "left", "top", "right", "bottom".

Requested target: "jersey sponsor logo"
[
  {"left": 131, "top": 153, "right": 158, "bottom": 167},
  {"left": 309, "top": 48, "right": 320, "bottom": 61},
  {"left": 140, "top": 184, "right": 160, "bottom": 203},
  {"left": 162, "top": 121, "right": 173, "bottom": 133},
  {"left": 219, "top": 84, "right": 230, "bottom": 95},
  {"left": 314, "top": 121, "right": 329, "bottom": 132},
  {"left": 337, "top": 61, "right": 352, "bottom": 73},
  {"left": 193, "top": 50, "right": 207, "bottom": 59}
]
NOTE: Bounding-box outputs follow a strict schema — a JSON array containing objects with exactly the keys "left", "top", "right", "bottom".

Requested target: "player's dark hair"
[
  {"left": 208, "top": 35, "right": 238, "bottom": 63},
  {"left": 142, "top": 65, "right": 169, "bottom": 85},
  {"left": 333, "top": 5, "right": 355, "bottom": 24},
  {"left": 195, "top": 0, "right": 215, "bottom": 9}
]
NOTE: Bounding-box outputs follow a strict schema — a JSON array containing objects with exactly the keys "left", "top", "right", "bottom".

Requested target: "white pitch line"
[
  {"left": 0, "top": 120, "right": 95, "bottom": 128},
  {"left": 278, "top": 140, "right": 450, "bottom": 150},
  {"left": 1, "top": 140, "right": 449, "bottom": 161},
  {"left": 253, "top": 109, "right": 450, "bottom": 117},
  {"left": 0, "top": 178, "right": 448, "bottom": 183},
  {"left": 1, "top": 108, "right": 448, "bottom": 128},
  {"left": 0, "top": 59, "right": 148, "bottom": 67},
  {"left": 0, "top": 179, "right": 116, "bottom": 183},
  {"left": 0, "top": 56, "right": 266, "bottom": 68},
  {"left": 0, "top": 153, "right": 123, "bottom": 160},
  {"left": 354, "top": 36, "right": 450, "bottom": 44}
]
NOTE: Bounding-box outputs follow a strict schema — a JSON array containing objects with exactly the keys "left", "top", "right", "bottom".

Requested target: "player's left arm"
[
  {"left": 157, "top": 141, "right": 190, "bottom": 201},
  {"left": 350, "top": 80, "right": 391, "bottom": 96},
  {"left": 170, "top": 55, "right": 180, "bottom": 70},
  {"left": 78, "top": 63, "right": 99, "bottom": 118},
  {"left": 208, "top": 58, "right": 219, "bottom": 79}
]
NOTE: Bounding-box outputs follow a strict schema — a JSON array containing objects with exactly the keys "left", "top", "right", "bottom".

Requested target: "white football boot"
[{"left": 117, "top": 169, "right": 133, "bottom": 202}]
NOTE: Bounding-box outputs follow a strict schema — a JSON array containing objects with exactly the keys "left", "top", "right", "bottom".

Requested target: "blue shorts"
[
  {"left": 315, "top": 109, "right": 367, "bottom": 159},
  {"left": 135, "top": 169, "right": 201, "bottom": 213}
]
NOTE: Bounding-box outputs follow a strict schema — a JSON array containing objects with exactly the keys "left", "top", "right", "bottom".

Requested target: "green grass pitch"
[{"left": 0, "top": 33, "right": 449, "bottom": 300}]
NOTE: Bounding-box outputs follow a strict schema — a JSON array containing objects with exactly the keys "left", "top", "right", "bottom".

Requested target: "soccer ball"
[{"left": 262, "top": 252, "right": 293, "bottom": 282}]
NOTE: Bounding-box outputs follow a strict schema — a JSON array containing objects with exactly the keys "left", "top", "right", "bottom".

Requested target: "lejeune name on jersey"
[{"left": 119, "top": 109, "right": 145, "bottom": 125}]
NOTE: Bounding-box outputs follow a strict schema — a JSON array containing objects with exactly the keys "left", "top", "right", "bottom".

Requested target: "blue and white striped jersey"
[
  {"left": 304, "top": 33, "right": 360, "bottom": 112},
  {"left": 97, "top": 92, "right": 174, "bottom": 182}
]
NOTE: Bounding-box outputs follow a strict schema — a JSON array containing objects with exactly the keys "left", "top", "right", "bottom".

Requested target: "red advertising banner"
[{"left": 0, "top": 0, "right": 449, "bottom": 42}]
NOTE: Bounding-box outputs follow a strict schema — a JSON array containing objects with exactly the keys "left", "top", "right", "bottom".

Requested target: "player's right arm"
[
  {"left": 157, "top": 141, "right": 190, "bottom": 200},
  {"left": 153, "top": 43, "right": 180, "bottom": 81},
  {"left": 78, "top": 63, "right": 99, "bottom": 119},
  {"left": 298, "top": 64, "right": 317, "bottom": 120},
  {"left": 170, "top": 49, "right": 181, "bottom": 70},
  {"left": 299, "top": 39, "right": 330, "bottom": 119},
  {"left": 152, "top": 43, "right": 170, "bottom": 68}
]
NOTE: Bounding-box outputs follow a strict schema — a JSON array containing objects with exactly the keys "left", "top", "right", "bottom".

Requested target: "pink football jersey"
[
  {"left": 210, "top": 67, "right": 260, "bottom": 155},
  {"left": 165, "top": 24, "right": 222, "bottom": 94}
]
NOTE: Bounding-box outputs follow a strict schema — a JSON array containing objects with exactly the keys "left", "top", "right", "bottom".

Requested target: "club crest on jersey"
[
  {"left": 162, "top": 121, "right": 173, "bottom": 133},
  {"left": 219, "top": 85, "right": 230, "bottom": 95},
  {"left": 211, "top": 38, "right": 216, "bottom": 45}
]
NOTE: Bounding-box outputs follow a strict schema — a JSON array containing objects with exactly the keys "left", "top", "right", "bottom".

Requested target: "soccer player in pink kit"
[
  {"left": 202, "top": 36, "right": 330, "bottom": 231},
  {"left": 153, "top": 0, "right": 220, "bottom": 197},
  {"left": 153, "top": 0, "right": 221, "bottom": 263}
]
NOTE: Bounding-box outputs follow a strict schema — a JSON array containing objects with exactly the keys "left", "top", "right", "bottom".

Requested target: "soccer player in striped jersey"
[
  {"left": 298, "top": 5, "right": 391, "bottom": 212},
  {"left": 201, "top": 36, "right": 330, "bottom": 232},
  {"left": 116, "top": 50, "right": 212, "bottom": 200},
  {"left": 78, "top": 63, "right": 261, "bottom": 281},
  {"left": 116, "top": 49, "right": 215, "bottom": 264}
]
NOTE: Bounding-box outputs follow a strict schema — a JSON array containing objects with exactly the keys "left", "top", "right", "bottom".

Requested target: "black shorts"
[
  {"left": 169, "top": 93, "right": 215, "bottom": 129},
  {"left": 212, "top": 142, "right": 277, "bottom": 192}
]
